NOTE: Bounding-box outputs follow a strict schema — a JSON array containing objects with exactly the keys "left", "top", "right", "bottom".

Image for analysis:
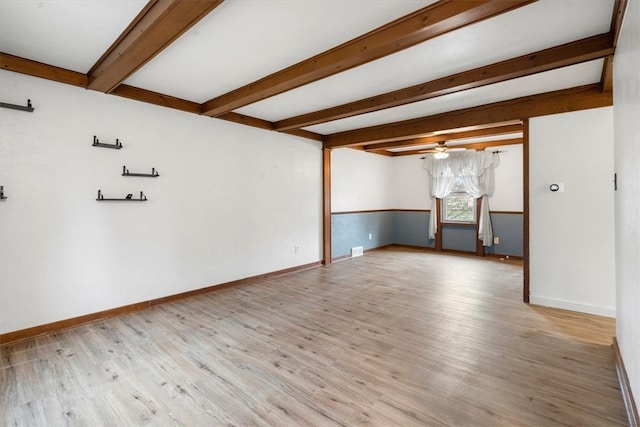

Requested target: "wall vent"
[{"left": 351, "top": 246, "right": 364, "bottom": 258}]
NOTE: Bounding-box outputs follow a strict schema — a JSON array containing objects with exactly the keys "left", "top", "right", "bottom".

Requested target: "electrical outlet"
[
  {"left": 294, "top": 246, "right": 299, "bottom": 254},
  {"left": 368, "top": 233, "right": 372, "bottom": 240},
  {"left": 493, "top": 237, "right": 500, "bottom": 244}
]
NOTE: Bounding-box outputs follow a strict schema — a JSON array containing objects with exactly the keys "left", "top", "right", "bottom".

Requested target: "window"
[{"left": 442, "top": 176, "right": 476, "bottom": 223}]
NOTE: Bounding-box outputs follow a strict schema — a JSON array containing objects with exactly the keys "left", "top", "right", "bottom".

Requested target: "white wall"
[
  {"left": 0, "top": 71, "right": 322, "bottom": 334},
  {"left": 529, "top": 107, "right": 615, "bottom": 317},
  {"left": 391, "top": 154, "right": 431, "bottom": 210},
  {"left": 613, "top": 0, "right": 640, "bottom": 405},
  {"left": 331, "top": 148, "right": 394, "bottom": 212},
  {"left": 489, "top": 143, "right": 523, "bottom": 211}
]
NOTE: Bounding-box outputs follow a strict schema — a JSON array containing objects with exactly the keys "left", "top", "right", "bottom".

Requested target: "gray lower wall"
[
  {"left": 332, "top": 211, "right": 395, "bottom": 258},
  {"left": 485, "top": 213, "right": 524, "bottom": 257},
  {"left": 332, "top": 210, "right": 523, "bottom": 258},
  {"left": 393, "top": 211, "right": 434, "bottom": 248},
  {"left": 441, "top": 225, "right": 477, "bottom": 252}
]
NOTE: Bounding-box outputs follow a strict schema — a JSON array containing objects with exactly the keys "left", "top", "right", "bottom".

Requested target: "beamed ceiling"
[{"left": 0, "top": 0, "right": 628, "bottom": 156}]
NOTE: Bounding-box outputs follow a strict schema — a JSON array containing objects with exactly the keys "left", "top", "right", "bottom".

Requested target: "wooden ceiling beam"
[
  {"left": 0, "top": 54, "right": 322, "bottom": 143},
  {"left": 610, "top": 0, "right": 629, "bottom": 47},
  {"left": 392, "top": 138, "right": 523, "bottom": 157},
  {"left": 215, "top": 113, "right": 324, "bottom": 141},
  {"left": 460, "top": 138, "right": 523, "bottom": 151},
  {"left": 201, "top": 0, "right": 535, "bottom": 117},
  {"left": 280, "top": 128, "right": 326, "bottom": 142},
  {"left": 111, "top": 89, "right": 324, "bottom": 141},
  {"left": 275, "top": 33, "right": 613, "bottom": 131},
  {"left": 111, "top": 87, "right": 324, "bottom": 141},
  {"left": 218, "top": 112, "right": 274, "bottom": 131},
  {"left": 0, "top": 52, "right": 87, "bottom": 87},
  {"left": 601, "top": 56, "right": 614, "bottom": 93},
  {"left": 88, "top": 0, "right": 224, "bottom": 93},
  {"left": 371, "top": 150, "right": 395, "bottom": 157},
  {"left": 601, "top": 0, "right": 628, "bottom": 92},
  {"left": 112, "top": 84, "right": 202, "bottom": 113},
  {"left": 325, "top": 84, "right": 612, "bottom": 148},
  {"left": 362, "top": 124, "right": 523, "bottom": 151}
]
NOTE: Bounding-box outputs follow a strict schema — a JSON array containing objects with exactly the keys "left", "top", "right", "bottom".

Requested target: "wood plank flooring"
[{"left": 1, "top": 247, "right": 627, "bottom": 426}]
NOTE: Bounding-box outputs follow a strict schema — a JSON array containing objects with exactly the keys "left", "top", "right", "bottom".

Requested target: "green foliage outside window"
[{"left": 442, "top": 177, "right": 475, "bottom": 223}]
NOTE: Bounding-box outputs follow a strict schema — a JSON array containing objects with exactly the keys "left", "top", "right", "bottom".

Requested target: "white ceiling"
[
  {"left": 236, "top": 0, "right": 613, "bottom": 123},
  {"left": 303, "top": 59, "right": 604, "bottom": 134},
  {"left": 0, "top": 0, "right": 618, "bottom": 155},
  {"left": 126, "top": 0, "right": 437, "bottom": 102},
  {"left": 0, "top": 1, "right": 147, "bottom": 73}
]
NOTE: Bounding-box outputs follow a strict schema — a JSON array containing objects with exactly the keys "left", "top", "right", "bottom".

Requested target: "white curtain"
[{"left": 422, "top": 151, "right": 500, "bottom": 246}]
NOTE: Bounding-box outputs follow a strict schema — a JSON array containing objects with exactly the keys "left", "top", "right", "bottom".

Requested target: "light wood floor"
[{"left": 1, "top": 247, "right": 627, "bottom": 426}]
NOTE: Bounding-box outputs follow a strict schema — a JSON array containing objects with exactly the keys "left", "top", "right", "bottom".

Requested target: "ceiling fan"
[{"left": 419, "top": 141, "right": 466, "bottom": 159}]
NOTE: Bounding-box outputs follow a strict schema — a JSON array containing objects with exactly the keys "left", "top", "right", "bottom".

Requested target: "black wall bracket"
[
  {"left": 97, "top": 190, "right": 147, "bottom": 201},
  {"left": 0, "top": 185, "right": 7, "bottom": 200},
  {"left": 122, "top": 166, "right": 159, "bottom": 177},
  {"left": 0, "top": 99, "right": 34, "bottom": 112},
  {"left": 92, "top": 135, "right": 122, "bottom": 149}
]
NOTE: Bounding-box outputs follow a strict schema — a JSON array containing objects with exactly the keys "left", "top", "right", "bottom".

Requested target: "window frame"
[{"left": 441, "top": 177, "right": 477, "bottom": 225}]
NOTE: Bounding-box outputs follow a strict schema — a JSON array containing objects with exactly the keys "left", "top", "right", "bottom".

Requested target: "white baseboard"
[{"left": 529, "top": 295, "right": 616, "bottom": 318}]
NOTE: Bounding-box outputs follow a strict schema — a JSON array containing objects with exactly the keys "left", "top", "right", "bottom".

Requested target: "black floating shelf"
[
  {"left": 92, "top": 135, "right": 122, "bottom": 149},
  {"left": 122, "top": 166, "right": 159, "bottom": 177},
  {"left": 0, "top": 186, "right": 6, "bottom": 200},
  {"left": 97, "top": 190, "right": 147, "bottom": 201},
  {"left": 0, "top": 99, "right": 34, "bottom": 112}
]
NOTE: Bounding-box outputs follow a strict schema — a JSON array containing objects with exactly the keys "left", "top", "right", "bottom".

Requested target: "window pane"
[{"left": 443, "top": 194, "right": 475, "bottom": 222}]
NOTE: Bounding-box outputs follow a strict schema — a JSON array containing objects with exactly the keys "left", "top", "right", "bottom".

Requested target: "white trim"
[{"left": 529, "top": 296, "right": 616, "bottom": 318}]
